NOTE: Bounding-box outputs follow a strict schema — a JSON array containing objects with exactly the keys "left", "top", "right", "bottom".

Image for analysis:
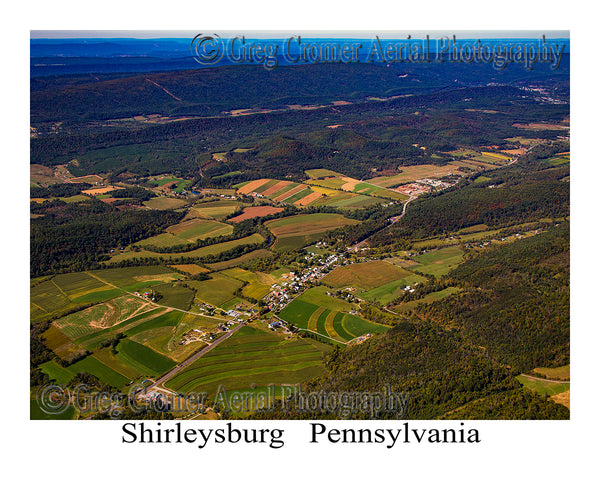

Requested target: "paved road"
[
  {"left": 519, "top": 374, "right": 570, "bottom": 384},
  {"left": 347, "top": 195, "right": 416, "bottom": 253},
  {"left": 146, "top": 323, "right": 245, "bottom": 390}
]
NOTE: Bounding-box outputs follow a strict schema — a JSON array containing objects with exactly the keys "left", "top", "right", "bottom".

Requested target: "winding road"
[{"left": 347, "top": 194, "right": 416, "bottom": 253}]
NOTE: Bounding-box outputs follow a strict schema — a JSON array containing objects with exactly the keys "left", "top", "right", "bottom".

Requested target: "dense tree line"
[
  {"left": 108, "top": 240, "right": 270, "bottom": 270},
  {"left": 30, "top": 182, "right": 91, "bottom": 198},
  {"left": 110, "top": 186, "right": 156, "bottom": 201},
  {"left": 416, "top": 222, "right": 570, "bottom": 372},
  {"left": 373, "top": 162, "right": 569, "bottom": 244},
  {"left": 30, "top": 198, "right": 184, "bottom": 276},
  {"left": 248, "top": 320, "right": 568, "bottom": 420},
  {"left": 31, "top": 82, "right": 568, "bottom": 181}
]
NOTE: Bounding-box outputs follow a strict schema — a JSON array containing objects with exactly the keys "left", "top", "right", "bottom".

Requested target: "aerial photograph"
[{"left": 30, "top": 31, "right": 570, "bottom": 421}]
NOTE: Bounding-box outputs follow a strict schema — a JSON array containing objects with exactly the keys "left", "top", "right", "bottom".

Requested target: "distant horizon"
[{"left": 30, "top": 30, "right": 570, "bottom": 40}]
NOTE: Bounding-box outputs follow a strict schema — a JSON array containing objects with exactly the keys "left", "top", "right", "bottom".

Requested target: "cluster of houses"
[
  {"left": 225, "top": 308, "right": 252, "bottom": 320},
  {"left": 134, "top": 290, "right": 157, "bottom": 302},
  {"left": 264, "top": 252, "right": 351, "bottom": 312},
  {"left": 395, "top": 177, "right": 456, "bottom": 196},
  {"left": 193, "top": 302, "right": 215, "bottom": 314}
]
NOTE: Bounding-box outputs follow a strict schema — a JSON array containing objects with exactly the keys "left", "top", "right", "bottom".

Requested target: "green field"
[
  {"left": 266, "top": 213, "right": 359, "bottom": 251},
  {"left": 30, "top": 272, "right": 126, "bottom": 322},
  {"left": 322, "top": 194, "right": 383, "bottom": 208},
  {"left": 165, "top": 326, "right": 328, "bottom": 397},
  {"left": 278, "top": 286, "right": 389, "bottom": 342},
  {"left": 205, "top": 249, "right": 273, "bottom": 271},
  {"left": 66, "top": 355, "right": 131, "bottom": 388},
  {"left": 358, "top": 273, "right": 427, "bottom": 304},
  {"left": 188, "top": 273, "right": 245, "bottom": 307},
  {"left": 306, "top": 177, "right": 348, "bottom": 189},
  {"left": 516, "top": 375, "right": 570, "bottom": 397},
  {"left": 532, "top": 365, "right": 570, "bottom": 381},
  {"left": 30, "top": 398, "right": 76, "bottom": 420},
  {"left": 89, "top": 266, "right": 182, "bottom": 289},
  {"left": 39, "top": 360, "right": 77, "bottom": 385},
  {"left": 152, "top": 283, "right": 195, "bottom": 310},
  {"left": 352, "top": 182, "right": 407, "bottom": 201},
  {"left": 392, "top": 287, "right": 462, "bottom": 313},
  {"left": 305, "top": 168, "right": 341, "bottom": 178},
  {"left": 106, "top": 234, "right": 265, "bottom": 264},
  {"left": 545, "top": 155, "right": 570, "bottom": 166},
  {"left": 220, "top": 268, "right": 275, "bottom": 300},
  {"left": 189, "top": 200, "right": 243, "bottom": 220},
  {"left": 473, "top": 176, "right": 492, "bottom": 184},
  {"left": 136, "top": 218, "right": 233, "bottom": 248},
  {"left": 115, "top": 339, "right": 177, "bottom": 377},
  {"left": 148, "top": 176, "right": 183, "bottom": 187},
  {"left": 408, "top": 246, "right": 466, "bottom": 277}
]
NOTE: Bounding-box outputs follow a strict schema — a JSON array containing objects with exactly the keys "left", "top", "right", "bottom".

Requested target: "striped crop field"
[
  {"left": 164, "top": 326, "right": 327, "bottom": 395},
  {"left": 278, "top": 287, "right": 389, "bottom": 343}
]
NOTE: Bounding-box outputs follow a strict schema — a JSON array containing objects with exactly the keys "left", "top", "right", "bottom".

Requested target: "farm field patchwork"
[
  {"left": 105, "top": 234, "right": 265, "bottom": 264},
  {"left": 236, "top": 178, "right": 325, "bottom": 206},
  {"left": 164, "top": 326, "right": 329, "bottom": 397},
  {"left": 278, "top": 286, "right": 389, "bottom": 342},
  {"left": 228, "top": 206, "right": 284, "bottom": 223},
  {"left": 265, "top": 213, "right": 359, "bottom": 251},
  {"left": 136, "top": 218, "right": 233, "bottom": 248}
]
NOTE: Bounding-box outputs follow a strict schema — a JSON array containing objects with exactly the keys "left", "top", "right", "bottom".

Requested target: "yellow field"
[
  {"left": 340, "top": 177, "right": 361, "bottom": 191},
  {"left": 310, "top": 185, "right": 339, "bottom": 196},
  {"left": 551, "top": 390, "right": 570, "bottom": 409},
  {"left": 308, "top": 307, "right": 326, "bottom": 331},
  {"left": 481, "top": 152, "right": 511, "bottom": 160},
  {"left": 82, "top": 186, "right": 120, "bottom": 195},
  {"left": 168, "top": 264, "right": 210, "bottom": 275}
]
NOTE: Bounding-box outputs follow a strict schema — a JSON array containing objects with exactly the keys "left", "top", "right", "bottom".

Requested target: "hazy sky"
[{"left": 31, "top": 30, "right": 570, "bottom": 39}]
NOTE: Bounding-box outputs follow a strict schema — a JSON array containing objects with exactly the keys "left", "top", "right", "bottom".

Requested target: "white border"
[{"left": 6, "top": 0, "right": 598, "bottom": 477}]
